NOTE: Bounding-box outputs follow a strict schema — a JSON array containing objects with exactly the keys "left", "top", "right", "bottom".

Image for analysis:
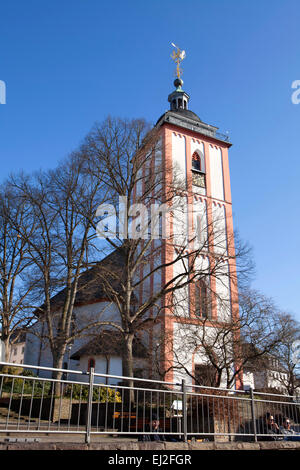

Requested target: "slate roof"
[
  {"left": 70, "top": 329, "right": 147, "bottom": 360},
  {"left": 155, "top": 108, "right": 202, "bottom": 126},
  {"left": 36, "top": 249, "right": 125, "bottom": 315}
]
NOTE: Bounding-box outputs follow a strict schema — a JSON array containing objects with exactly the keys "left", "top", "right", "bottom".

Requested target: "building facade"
[
  {"left": 243, "top": 354, "right": 289, "bottom": 394},
  {"left": 135, "top": 75, "right": 240, "bottom": 388}
]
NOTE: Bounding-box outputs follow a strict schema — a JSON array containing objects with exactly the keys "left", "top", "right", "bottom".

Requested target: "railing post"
[
  {"left": 249, "top": 387, "right": 257, "bottom": 442},
  {"left": 85, "top": 367, "right": 94, "bottom": 445},
  {"left": 181, "top": 379, "right": 187, "bottom": 443}
]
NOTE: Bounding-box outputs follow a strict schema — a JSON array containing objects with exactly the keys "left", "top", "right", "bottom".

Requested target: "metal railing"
[
  {"left": 165, "top": 114, "right": 231, "bottom": 143},
  {"left": 0, "top": 361, "right": 299, "bottom": 444}
]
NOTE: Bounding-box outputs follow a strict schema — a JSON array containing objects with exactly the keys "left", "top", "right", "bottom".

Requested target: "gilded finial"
[{"left": 171, "top": 43, "right": 186, "bottom": 79}]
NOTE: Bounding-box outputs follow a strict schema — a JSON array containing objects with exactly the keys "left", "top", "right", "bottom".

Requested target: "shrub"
[
  {"left": 1, "top": 368, "right": 51, "bottom": 396},
  {"left": 64, "top": 383, "right": 121, "bottom": 402}
]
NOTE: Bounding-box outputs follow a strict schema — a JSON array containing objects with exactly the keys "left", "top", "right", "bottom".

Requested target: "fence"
[{"left": 0, "top": 361, "right": 299, "bottom": 444}]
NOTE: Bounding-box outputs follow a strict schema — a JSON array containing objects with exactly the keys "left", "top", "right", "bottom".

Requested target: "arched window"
[
  {"left": 192, "top": 152, "right": 201, "bottom": 171},
  {"left": 192, "top": 151, "right": 206, "bottom": 188},
  {"left": 192, "top": 151, "right": 205, "bottom": 172},
  {"left": 195, "top": 279, "right": 211, "bottom": 318},
  {"left": 88, "top": 357, "right": 96, "bottom": 371}
]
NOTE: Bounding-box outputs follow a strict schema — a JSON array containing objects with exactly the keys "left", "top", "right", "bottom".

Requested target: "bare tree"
[
  {"left": 0, "top": 183, "right": 36, "bottom": 363},
  {"left": 271, "top": 313, "right": 300, "bottom": 396},
  {"left": 8, "top": 151, "right": 109, "bottom": 383},
  {"left": 153, "top": 288, "right": 291, "bottom": 389}
]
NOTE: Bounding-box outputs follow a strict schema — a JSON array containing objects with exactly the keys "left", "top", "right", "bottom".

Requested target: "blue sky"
[{"left": 0, "top": 0, "right": 300, "bottom": 321}]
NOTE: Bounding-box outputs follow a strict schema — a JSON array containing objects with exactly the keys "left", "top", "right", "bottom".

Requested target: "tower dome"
[{"left": 168, "top": 78, "right": 190, "bottom": 112}]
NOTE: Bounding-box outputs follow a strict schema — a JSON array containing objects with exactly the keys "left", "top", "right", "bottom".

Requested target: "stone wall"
[{"left": 1, "top": 440, "right": 300, "bottom": 451}]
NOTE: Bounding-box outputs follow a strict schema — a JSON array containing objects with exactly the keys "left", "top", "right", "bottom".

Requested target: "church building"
[{"left": 25, "top": 47, "right": 240, "bottom": 389}]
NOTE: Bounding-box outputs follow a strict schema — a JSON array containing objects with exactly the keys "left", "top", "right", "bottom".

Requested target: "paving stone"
[
  {"left": 136, "top": 442, "right": 165, "bottom": 451},
  {"left": 214, "top": 442, "right": 239, "bottom": 451},
  {"left": 189, "top": 442, "right": 215, "bottom": 450},
  {"left": 115, "top": 442, "right": 141, "bottom": 450},
  {"left": 259, "top": 441, "right": 284, "bottom": 450},
  {"left": 259, "top": 441, "right": 300, "bottom": 450},
  {"left": 235, "top": 442, "right": 260, "bottom": 450},
  {"left": 7, "top": 442, "right": 56, "bottom": 450},
  {"left": 164, "top": 441, "right": 189, "bottom": 450},
  {"left": 89, "top": 443, "right": 117, "bottom": 450},
  {"left": 55, "top": 443, "right": 88, "bottom": 451},
  {"left": 280, "top": 441, "right": 300, "bottom": 449}
]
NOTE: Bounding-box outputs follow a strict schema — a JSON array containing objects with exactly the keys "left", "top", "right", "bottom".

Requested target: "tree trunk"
[
  {"left": 51, "top": 350, "right": 65, "bottom": 397},
  {"left": 122, "top": 333, "right": 135, "bottom": 406},
  {"left": 4, "top": 337, "right": 10, "bottom": 363},
  {"left": 0, "top": 337, "right": 11, "bottom": 374}
]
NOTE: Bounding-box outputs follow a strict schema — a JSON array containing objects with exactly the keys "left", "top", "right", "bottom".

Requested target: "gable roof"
[
  {"left": 70, "top": 329, "right": 147, "bottom": 360},
  {"left": 36, "top": 249, "right": 126, "bottom": 315}
]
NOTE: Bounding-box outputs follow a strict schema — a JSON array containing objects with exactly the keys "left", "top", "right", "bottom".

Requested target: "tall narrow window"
[
  {"left": 195, "top": 279, "right": 211, "bottom": 318},
  {"left": 88, "top": 357, "right": 96, "bottom": 371},
  {"left": 192, "top": 151, "right": 206, "bottom": 188}
]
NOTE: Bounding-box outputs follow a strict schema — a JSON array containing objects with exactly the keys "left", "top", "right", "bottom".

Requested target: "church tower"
[{"left": 146, "top": 45, "right": 240, "bottom": 388}]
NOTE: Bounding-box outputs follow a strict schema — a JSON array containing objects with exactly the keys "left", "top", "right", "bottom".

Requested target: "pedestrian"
[{"left": 138, "top": 413, "right": 166, "bottom": 442}]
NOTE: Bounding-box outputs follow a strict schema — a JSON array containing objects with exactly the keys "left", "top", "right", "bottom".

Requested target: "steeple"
[
  {"left": 169, "top": 43, "right": 190, "bottom": 111},
  {"left": 156, "top": 44, "right": 230, "bottom": 144}
]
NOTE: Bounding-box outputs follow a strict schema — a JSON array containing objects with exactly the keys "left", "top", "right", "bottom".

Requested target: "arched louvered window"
[
  {"left": 192, "top": 152, "right": 201, "bottom": 171},
  {"left": 192, "top": 151, "right": 205, "bottom": 172},
  {"left": 192, "top": 151, "right": 206, "bottom": 188}
]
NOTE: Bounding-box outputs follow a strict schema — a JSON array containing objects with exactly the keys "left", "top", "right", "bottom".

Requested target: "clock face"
[{"left": 192, "top": 172, "right": 205, "bottom": 188}]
